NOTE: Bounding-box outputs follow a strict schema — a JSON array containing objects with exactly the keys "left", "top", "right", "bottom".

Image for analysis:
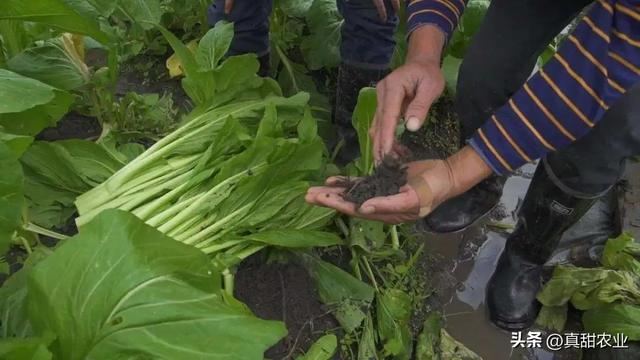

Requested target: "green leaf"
[
  {"left": 602, "top": 233, "right": 640, "bottom": 273},
  {"left": 299, "top": 253, "right": 374, "bottom": 333},
  {"left": 27, "top": 209, "right": 286, "bottom": 359},
  {"left": 442, "top": 55, "right": 462, "bottom": 95},
  {"left": 416, "top": 313, "right": 443, "bottom": 360},
  {"left": 0, "top": 142, "right": 24, "bottom": 255},
  {"left": 240, "top": 230, "right": 343, "bottom": 248},
  {"left": 0, "top": 69, "right": 73, "bottom": 136},
  {"left": 301, "top": 0, "right": 342, "bottom": 70},
  {"left": 279, "top": 0, "right": 314, "bottom": 18},
  {"left": 583, "top": 304, "right": 640, "bottom": 341},
  {"left": 357, "top": 314, "right": 378, "bottom": 360},
  {"left": 0, "top": 335, "right": 54, "bottom": 360},
  {"left": 296, "top": 334, "right": 337, "bottom": 360},
  {"left": 196, "top": 21, "right": 234, "bottom": 71},
  {"left": 376, "top": 289, "right": 413, "bottom": 359},
  {"left": 535, "top": 304, "right": 568, "bottom": 333},
  {"left": 7, "top": 35, "right": 90, "bottom": 91},
  {"left": 0, "top": 131, "right": 34, "bottom": 157},
  {"left": 0, "top": 69, "right": 57, "bottom": 114},
  {"left": 0, "top": 0, "right": 109, "bottom": 44},
  {"left": 119, "top": 0, "right": 163, "bottom": 29},
  {"left": 352, "top": 87, "right": 377, "bottom": 174}
]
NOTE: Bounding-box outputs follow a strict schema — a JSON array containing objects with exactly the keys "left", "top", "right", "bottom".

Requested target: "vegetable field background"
[{"left": 1, "top": 0, "right": 639, "bottom": 359}]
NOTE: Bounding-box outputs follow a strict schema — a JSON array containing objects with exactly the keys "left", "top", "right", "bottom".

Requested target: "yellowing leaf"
[{"left": 166, "top": 40, "right": 198, "bottom": 78}]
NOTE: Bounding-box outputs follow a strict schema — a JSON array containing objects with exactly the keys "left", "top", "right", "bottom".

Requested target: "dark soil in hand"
[{"left": 341, "top": 157, "right": 408, "bottom": 207}]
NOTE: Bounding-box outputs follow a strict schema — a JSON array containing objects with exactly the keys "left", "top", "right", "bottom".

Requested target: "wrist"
[
  {"left": 407, "top": 24, "right": 446, "bottom": 64},
  {"left": 444, "top": 146, "right": 493, "bottom": 196}
]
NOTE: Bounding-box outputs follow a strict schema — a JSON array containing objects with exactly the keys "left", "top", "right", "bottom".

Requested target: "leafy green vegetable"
[
  {"left": 298, "top": 253, "right": 375, "bottom": 333},
  {"left": 0, "top": 131, "right": 33, "bottom": 157},
  {"left": 119, "top": 0, "right": 163, "bottom": 29},
  {"left": 296, "top": 334, "right": 337, "bottom": 360},
  {"left": 376, "top": 289, "right": 413, "bottom": 359},
  {"left": 537, "top": 234, "right": 640, "bottom": 336},
  {"left": 0, "top": 141, "right": 24, "bottom": 255},
  {"left": 0, "top": 0, "right": 109, "bottom": 44},
  {"left": 300, "top": 0, "right": 342, "bottom": 70},
  {"left": 583, "top": 304, "right": 640, "bottom": 341},
  {"left": 7, "top": 34, "right": 90, "bottom": 91},
  {"left": 415, "top": 313, "right": 481, "bottom": 360},
  {"left": 0, "top": 335, "right": 54, "bottom": 360},
  {"left": 23, "top": 209, "right": 286, "bottom": 359},
  {"left": 21, "top": 140, "right": 126, "bottom": 229},
  {"left": 352, "top": 87, "right": 377, "bottom": 174},
  {"left": 0, "top": 69, "right": 73, "bottom": 136},
  {"left": 602, "top": 232, "right": 640, "bottom": 274},
  {"left": 195, "top": 20, "right": 234, "bottom": 71}
]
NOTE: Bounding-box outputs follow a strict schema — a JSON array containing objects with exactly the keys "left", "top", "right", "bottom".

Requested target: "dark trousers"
[
  {"left": 457, "top": 0, "right": 640, "bottom": 195},
  {"left": 207, "top": 0, "right": 397, "bottom": 68}
]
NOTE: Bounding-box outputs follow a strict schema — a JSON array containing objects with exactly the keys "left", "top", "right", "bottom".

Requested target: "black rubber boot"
[
  {"left": 333, "top": 63, "right": 389, "bottom": 166},
  {"left": 421, "top": 175, "right": 506, "bottom": 233},
  {"left": 487, "top": 162, "right": 600, "bottom": 331}
]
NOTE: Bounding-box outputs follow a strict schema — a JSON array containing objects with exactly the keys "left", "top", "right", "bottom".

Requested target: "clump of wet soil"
[{"left": 341, "top": 157, "right": 408, "bottom": 207}]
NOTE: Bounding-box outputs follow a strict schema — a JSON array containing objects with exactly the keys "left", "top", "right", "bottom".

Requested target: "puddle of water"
[{"left": 421, "top": 164, "right": 537, "bottom": 359}]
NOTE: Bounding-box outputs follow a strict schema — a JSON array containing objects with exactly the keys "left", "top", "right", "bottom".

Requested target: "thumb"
[{"left": 404, "top": 84, "right": 437, "bottom": 132}]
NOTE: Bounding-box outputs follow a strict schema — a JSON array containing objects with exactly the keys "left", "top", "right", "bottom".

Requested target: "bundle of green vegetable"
[
  {"left": 536, "top": 233, "right": 640, "bottom": 339},
  {"left": 75, "top": 93, "right": 340, "bottom": 271}
]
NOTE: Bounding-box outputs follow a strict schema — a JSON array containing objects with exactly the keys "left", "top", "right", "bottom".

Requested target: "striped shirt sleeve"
[
  {"left": 469, "top": 0, "right": 640, "bottom": 175},
  {"left": 407, "top": 0, "right": 468, "bottom": 40}
]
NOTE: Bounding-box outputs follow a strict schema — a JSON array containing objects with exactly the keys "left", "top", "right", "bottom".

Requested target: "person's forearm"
[
  {"left": 469, "top": 2, "right": 639, "bottom": 175},
  {"left": 407, "top": 25, "right": 446, "bottom": 63},
  {"left": 419, "top": 145, "right": 493, "bottom": 206}
]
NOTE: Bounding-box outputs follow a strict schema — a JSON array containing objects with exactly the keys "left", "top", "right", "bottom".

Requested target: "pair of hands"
[
  {"left": 307, "top": 26, "right": 451, "bottom": 224},
  {"left": 223, "top": 0, "right": 402, "bottom": 22}
]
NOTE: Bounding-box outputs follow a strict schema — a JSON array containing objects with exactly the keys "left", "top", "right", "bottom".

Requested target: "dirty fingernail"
[{"left": 406, "top": 116, "right": 420, "bottom": 131}]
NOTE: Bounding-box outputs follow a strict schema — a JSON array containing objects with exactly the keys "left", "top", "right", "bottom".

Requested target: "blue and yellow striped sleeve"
[
  {"left": 469, "top": 0, "right": 640, "bottom": 174},
  {"left": 407, "top": 0, "right": 468, "bottom": 39}
]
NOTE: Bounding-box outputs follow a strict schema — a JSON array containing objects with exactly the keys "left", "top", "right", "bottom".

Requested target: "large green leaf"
[
  {"left": 583, "top": 304, "right": 640, "bottom": 341},
  {"left": 7, "top": 35, "right": 90, "bottom": 91},
  {"left": 301, "top": 0, "right": 342, "bottom": 70},
  {"left": 352, "top": 87, "right": 377, "bottom": 174},
  {"left": 0, "top": 69, "right": 73, "bottom": 136},
  {"left": 299, "top": 253, "right": 374, "bottom": 333},
  {"left": 602, "top": 233, "right": 640, "bottom": 274},
  {"left": 376, "top": 289, "right": 413, "bottom": 359},
  {"left": 0, "top": 0, "right": 109, "bottom": 44},
  {"left": 0, "top": 131, "right": 34, "bottom": 157},
  {"left": 0, "top": 69, "right": 57, "bottom": 114},
  {"left": 0, "top": 142, "right": 24, "bottom": 255},
  {"left": 21, "top": 140, "right": 126, "bottom": 229},
  {"left": 27, "top": 209, "right": 286, "bottom": 359},
  {"left": 196, "top": 21, "right": 234, "bottom": 71},
  {"left": 119, "top": 0, "right": 163, "bottom": 29}
]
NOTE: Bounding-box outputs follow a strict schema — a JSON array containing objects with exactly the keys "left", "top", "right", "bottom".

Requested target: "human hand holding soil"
[
  {"left": 305, "top": 146, "right": 494, "bottom": 224},
  {"left": 371, "top": 25, "right": 446, "bottom": 163}
]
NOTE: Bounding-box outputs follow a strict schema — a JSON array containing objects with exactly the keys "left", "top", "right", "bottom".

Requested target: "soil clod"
[{"left": 341, "top": 157, "right": 408, "bottom": 207}]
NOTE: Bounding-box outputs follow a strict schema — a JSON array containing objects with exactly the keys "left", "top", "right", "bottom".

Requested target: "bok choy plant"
[{"left": 75, "top": 93, "right": 340, "bottom": 282}]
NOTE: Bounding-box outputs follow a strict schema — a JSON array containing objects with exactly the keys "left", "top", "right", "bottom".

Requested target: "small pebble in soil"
[{"left": 339, "top": 157, "right": 408, "bottom": 208}]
